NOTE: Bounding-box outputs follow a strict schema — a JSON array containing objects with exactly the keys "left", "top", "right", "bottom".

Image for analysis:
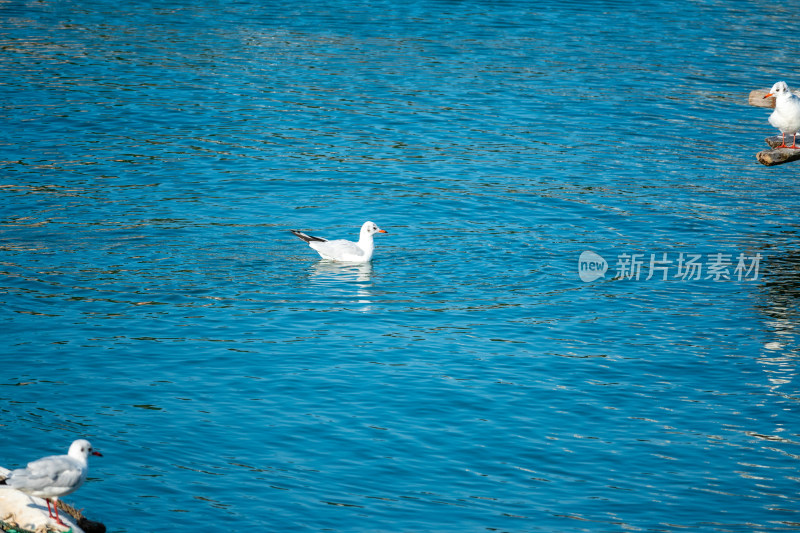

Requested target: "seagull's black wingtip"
[{"left": 291, "top": 230, "right": 327, "bottom": 243}]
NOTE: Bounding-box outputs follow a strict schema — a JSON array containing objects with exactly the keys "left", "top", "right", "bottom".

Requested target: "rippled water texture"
[{"left": 2, "top": 1, "right": 800, "bottom": 532}]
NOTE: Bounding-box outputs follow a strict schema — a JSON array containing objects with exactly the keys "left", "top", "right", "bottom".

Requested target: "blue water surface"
[{"left": 2, "top": 1, "right": 800, "bottom": 532}]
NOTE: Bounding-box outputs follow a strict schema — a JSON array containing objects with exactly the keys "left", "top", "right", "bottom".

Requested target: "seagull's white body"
[
  {"left": 1, "top": 439, "right": 101, "bottom": 525},
  {"left": 765, "top": 81, "right": 800, "bottom": 148},
  {"left": 291, "top": 221, "right": 387, "bottom": 263}
]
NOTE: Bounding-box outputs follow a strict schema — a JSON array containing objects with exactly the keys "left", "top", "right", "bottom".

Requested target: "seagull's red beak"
[
  {"left": 764, "top": 93, "right": 774, "bottom": 99},
  {"left": 378, "top": 229, "right": 387, "bottom": 233},
  {"left": 92, "top": 450, "right": 103, "bottom": 457}
]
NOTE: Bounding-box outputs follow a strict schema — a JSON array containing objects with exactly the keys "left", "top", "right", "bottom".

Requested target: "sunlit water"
[{"left": 2, "top": 1, "right": 800, "bottom": 532}]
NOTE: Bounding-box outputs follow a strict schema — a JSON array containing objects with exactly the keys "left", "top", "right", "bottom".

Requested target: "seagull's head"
[
  {"left": 361, "top": 221, "right": 388, "bottom": 237},
  {"left": 69, "top": 439, "right": 103, "bottom": 460},
  {"left": 765, "top": 81, "right": 790, "bottom": 98}
]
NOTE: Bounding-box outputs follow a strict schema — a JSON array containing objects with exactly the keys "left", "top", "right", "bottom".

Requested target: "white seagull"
[
  {"left": 291, "top": 221, "right": 387, "bottom": 262},
  {"left": 764, "top": 81, "right": 800, "bottom": 149},
  {"left": 1, "top": 439, "right": 102, "bottom": 526}
]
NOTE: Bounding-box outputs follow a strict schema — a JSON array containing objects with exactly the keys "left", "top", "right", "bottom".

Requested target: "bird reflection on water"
[{"left": 308, "top": 260, "right": 375, "bottom": 309}]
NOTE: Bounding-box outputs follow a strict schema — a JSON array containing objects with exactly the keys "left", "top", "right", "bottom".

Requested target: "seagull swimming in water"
[
  {"left": 764, "top": 81, "right": 800, "bottom": 149},
  {"left": 291, "top": 221, "right": 387, "bottom": 262},
  {"left": 1, "top": 439, "right": 102, "bottom": 526}
]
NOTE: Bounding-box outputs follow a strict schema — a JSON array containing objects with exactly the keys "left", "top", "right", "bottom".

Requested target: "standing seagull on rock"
[
  {"left": 291, "top": 221, "right": 387, "bottom": 262},
  {"left": 764, "top": 81, "right": 800, "bottom": 149},
  {"left": 1, "top": 439, "right": 102, "bottom": 526}
]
